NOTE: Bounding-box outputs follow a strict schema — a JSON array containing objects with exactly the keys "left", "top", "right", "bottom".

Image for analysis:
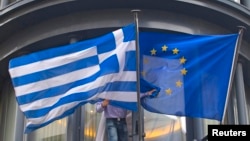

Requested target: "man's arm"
[
  {"left": 96, "top": 99, "right": 109, "bottom": 112},
  {"left": 141, "top": 89, "right": 157, "bottom": 98}
]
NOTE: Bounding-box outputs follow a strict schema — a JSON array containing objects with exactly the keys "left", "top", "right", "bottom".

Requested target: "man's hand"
[
  {"left": 101, "top": 99, "right": 109, "bottom": 107},
  {"left": 146, "top": 89, "right": 157, "bottom": 96}
]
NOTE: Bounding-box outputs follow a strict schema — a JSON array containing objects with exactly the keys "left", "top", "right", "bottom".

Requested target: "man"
[{"left": 96, "top": 89, "right": 156, "bottom": 141}]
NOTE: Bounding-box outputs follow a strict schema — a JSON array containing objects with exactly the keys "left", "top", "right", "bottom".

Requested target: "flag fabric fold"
[
  {"left": 139, "top": 32, "right": 239, "bottom": 121},
  {"left": 8, "top": 23, "right": 136, "bottom": 133}
]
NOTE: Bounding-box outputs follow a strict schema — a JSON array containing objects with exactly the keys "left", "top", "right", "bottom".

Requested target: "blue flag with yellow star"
[{"left": 139, "top": 32, "right": 239, "bottom": 121}]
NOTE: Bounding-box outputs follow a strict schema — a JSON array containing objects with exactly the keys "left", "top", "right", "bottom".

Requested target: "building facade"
[{"left": 0, "top": 0, "right": 250, "bottom": 141}]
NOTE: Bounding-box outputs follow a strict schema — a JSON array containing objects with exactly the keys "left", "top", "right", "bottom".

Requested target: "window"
[
  {"left": 26, "top": 118, "right": 67, "bottom": 141},
  {"left": 0, "top": 81, "right": 18, "bottom": 141},
  {"left": 84, "top": 103, "right": 102, "bottom": 141}
]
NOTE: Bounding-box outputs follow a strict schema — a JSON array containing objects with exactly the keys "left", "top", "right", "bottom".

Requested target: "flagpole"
[
  {"left": 221, "top": 26, "right": 246, "bottom": 124},
  {"left": 131, "top": 9, "right": 143, "bottom": 141}
]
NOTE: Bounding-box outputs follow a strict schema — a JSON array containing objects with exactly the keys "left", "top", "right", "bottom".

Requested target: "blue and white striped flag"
[{"left": 8, "top": 24, "right": 136, "bottom": 133}]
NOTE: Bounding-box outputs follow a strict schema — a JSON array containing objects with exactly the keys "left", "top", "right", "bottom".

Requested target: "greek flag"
[{"left": 8, "top": 24, "right": 136, "bottom": 133}]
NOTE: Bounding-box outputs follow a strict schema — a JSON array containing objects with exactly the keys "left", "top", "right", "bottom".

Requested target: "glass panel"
[
  {"left": 232, "top": 0, "right": 241, "bottom": 3},
  {"left": 0, "top": 88, "right": 3, "bottom": 141},
  {"left": 92, "top": 104, "right": 186, "bottom": 141},
  {"left": 86, "top": 103, "right": 133, "bottom": 141},
  {"left": 246, "top": 92, "right": 250, "bottom": 125},
  {"left": 143, "top": 110, "right": 186, "bottom": 141},
  {"left": 26, "top": 118, "right": 67, "bottom": 141},
  {"left": 0, "top": 81, "right": 17, "bottom": 141},
  {"left": 84, "top": 103, "right": 101, "bottom": 141},
  {"left": 203, "top": 119, "right": 219, "bottom": 137},
  {"left": 7, "top": 0, "right": 17, "bottom": 5}
]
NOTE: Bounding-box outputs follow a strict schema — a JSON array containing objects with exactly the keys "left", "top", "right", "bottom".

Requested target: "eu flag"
[{"left": 139, "top": 32, "right": 239, "bottom": 121}]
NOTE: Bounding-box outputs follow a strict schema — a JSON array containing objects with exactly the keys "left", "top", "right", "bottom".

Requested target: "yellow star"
[
  {"left": 150, "top": 48, "right": 157, "bottom": 55},
  {"left": 179, "top": 56, "right": 187, "bottom": 64},
  {"left": 172, "top": 48, "right": 179, "bottom": 54},
  {"left": 176, "top": 80, "right": 183, "bottom": 87},
  {"left": 181, "top": 68, "right": 188, "bottom": 75},
  {"left": 144, "top": 58, "right": 149, "bottom": 64},
  {"left": 162, "top": 45, "right": 168, "bottom": 52},
  {"left": 165, "top": 88, "right": 172, "bottom": 95},
  {"left": 141, "top": 71, "right": 145, "bottom": 77}
]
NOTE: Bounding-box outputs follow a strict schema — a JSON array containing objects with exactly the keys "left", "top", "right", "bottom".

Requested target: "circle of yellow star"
[
  {"left": 176, "top": 80, "right": 183, "bottom": 87},
  {"left": 181, "top": 68, "right": 188, "bottom": 75},
  {"left": 180, "top": 56, "right": 187, "bottom": 64},
  {"left": 162, "top": 45, "right": 168, "bottom": 52},
  {"left": 172, "top": 48, "right": 179, "bottom": 54},
  {"left": 165, "top": 88, "right": 172, "bottom": 95},
  {"left": 150, "top": 48, "right": 157, "bottom": 55},
  {"left": 141, "top": 71, "right": 146, "bottom": 77},
  {"left": 144, "top": 58, "right": 149, "bottom": 64}
]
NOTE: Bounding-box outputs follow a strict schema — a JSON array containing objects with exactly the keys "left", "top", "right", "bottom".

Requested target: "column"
[
  {"left": 235, "top": 62, "right": 249, "bottom": 124},
  {"left": 241, "top": 0, "right": 250, "bottom": 9}
]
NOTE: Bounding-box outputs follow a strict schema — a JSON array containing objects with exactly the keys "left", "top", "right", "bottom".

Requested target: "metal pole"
[
  {"left": 131, "top": 9, "right": 143, "bottom": 141},
  {"left": 67, "top": 38, "right": 81, "bottom": 141},
  {"left": 235, "top": 62, "right": 249, "bottom": 124},
  {"left": 221, "top": 26, "right": 246, "bottom": 123}
]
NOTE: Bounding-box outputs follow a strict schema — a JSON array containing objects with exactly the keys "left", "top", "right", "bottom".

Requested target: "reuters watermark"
[{"left": 208, "top": 125, "right": 249, "bottom": 139}]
